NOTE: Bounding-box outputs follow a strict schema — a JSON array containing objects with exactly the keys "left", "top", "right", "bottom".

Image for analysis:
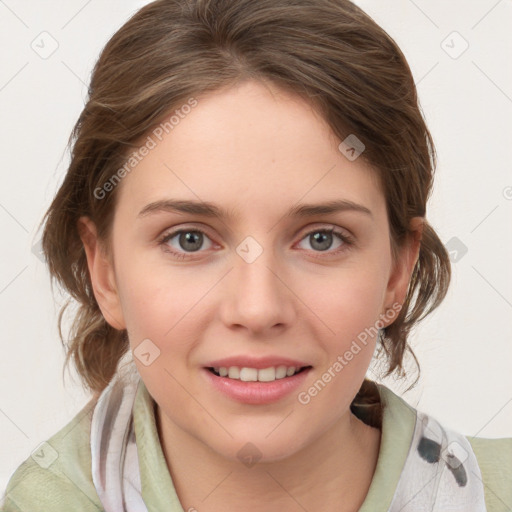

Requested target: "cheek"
[
  {"left": 299, "top": 259, "right": 389, "bottom": 386},
  {"left": 116, "top": 245, "right": 390, "bottom": 341},
  {"left": 115, "top": 224, "right": 391, "bottom": 350},
  {"left": 115, "top": 246, "right": 204, "bottom": 328},
  {"left": 295, "top": 273, "right": 386, "bottom": 415},
  {"left": 116, "top": 266, "right": 202, "bottom": 404},
  {"left": 304, "top": 260, "right": 390, "bottom": 336}
]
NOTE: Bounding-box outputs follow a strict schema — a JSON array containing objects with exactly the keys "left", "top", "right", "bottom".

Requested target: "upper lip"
[{"left": 204, "top": 356, "right": 312, "bottom": 370}]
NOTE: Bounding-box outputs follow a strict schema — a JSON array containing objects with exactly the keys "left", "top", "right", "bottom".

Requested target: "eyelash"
[{"left": 157, "top": 225, "right": 355, "bottom": 261}]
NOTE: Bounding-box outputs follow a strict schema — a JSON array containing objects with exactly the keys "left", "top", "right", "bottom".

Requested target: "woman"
[{"left": 3, "top": 0, "right": 511, "bottom": 511}]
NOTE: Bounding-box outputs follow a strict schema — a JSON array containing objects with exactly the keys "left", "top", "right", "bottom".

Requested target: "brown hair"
[{"left": 38, "top": 0, "right": 450, "bottom": 427}]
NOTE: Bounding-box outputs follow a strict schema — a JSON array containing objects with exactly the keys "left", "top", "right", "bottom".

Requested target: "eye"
[
  {"left": 296, "top": 226, "right": 354, "bottom": 257},
  {"left": 158, "top": 227, "right": 215, "bottom": 259},
  {"left": 157, "top": 225, "right": 355, "bottom": 261}
]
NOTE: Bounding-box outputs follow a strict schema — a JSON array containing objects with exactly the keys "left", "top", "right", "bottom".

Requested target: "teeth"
[
  {"left": 239, "top": 368, "right": 258, "bottom": 381},
  {"left": 257, "top": 367, "right": 275, "bottom": 382},
  {"left": 212, "top": 366, "right": 303, "bottom": 382},
  {"left": 275, "top": 365, "right": 287, "bottom": 379},
  {"left": 228, "top": 367, "right": 240, "bottom": 379}
]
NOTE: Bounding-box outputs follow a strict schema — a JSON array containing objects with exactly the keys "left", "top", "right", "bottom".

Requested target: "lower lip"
[{"left": 202, "top": 367, "right": 312, "bottom": 405}]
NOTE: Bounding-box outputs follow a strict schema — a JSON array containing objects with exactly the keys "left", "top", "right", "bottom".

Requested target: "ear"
[
  {"left": 77, "top": 216, "right": 126, "bottom": 330},
  {"left": 381, "top": 217, "right": 424, "bottom": 325}
]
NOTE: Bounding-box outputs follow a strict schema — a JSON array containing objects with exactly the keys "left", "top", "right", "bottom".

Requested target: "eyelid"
[
  {"left": 295, "top": 222, "right": 352, "bottom": 240},
  {"left": 157, "top": 223, "right": 217, "bottom": 242}
]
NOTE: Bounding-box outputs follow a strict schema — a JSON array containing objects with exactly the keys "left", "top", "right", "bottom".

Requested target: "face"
[{"left": 80, "top": 80, "right": 420, "bottom": 463}]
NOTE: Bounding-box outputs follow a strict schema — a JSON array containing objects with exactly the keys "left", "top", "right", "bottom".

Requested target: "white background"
[{"left": 1, "top": 0, "right": 511, "bottom": 494}]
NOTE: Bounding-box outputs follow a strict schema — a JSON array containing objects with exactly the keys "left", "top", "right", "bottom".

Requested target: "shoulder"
[
  {"left": 377, "top": 384, "right": 512, "bottom": 511},
  {"left": 466, "top": 435, "right": 512, "bottom": 511},
  {"left": 1, "top": 398, "right": 104, "bottom": 512}
]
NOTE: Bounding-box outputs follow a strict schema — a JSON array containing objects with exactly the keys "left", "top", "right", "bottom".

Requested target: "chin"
[{"left": 206, "top": 431, "right": 310, "bottom": 466}]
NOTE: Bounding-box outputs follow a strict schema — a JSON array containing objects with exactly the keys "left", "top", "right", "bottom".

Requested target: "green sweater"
[{"left": 2, "top": 381, "right": 511, "bottom": 511}]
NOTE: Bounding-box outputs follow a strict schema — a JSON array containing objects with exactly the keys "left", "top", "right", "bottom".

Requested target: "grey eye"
[{"left": 297, "top": 230, "right": 344, "bottom": 252}]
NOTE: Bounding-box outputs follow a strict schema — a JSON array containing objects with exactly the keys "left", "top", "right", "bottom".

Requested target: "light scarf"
[
  {"left": 90, "top": 365, "right": 487, "bottom": 511},
  {"left": 90, "top": 362, "right": 148, "bottom": 512}
]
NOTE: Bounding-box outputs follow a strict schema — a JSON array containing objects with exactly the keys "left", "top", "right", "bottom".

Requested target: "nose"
[{"left": 219, "top": 244, "right": 296, "bottom": 335}]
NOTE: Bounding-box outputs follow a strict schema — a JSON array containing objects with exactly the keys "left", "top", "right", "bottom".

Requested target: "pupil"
[
  {"left": 180, "top": 231, "right": 202, "bottom": 252},
  {"left": 311, "top": 231, "right": 332, "bottom": 251}
]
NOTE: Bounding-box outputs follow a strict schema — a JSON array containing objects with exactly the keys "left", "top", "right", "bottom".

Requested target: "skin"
[{"left": 79, "top": 79, "right": 423, "bottom": 511}]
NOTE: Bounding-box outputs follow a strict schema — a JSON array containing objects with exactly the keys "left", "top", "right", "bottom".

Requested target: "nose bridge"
[{"left": 224, "top": 234, "right": 293, "bottom": 331}]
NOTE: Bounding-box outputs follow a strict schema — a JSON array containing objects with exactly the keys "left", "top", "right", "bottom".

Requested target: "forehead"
[{"left": 115, "top": 80, "right": 384, "bottom": 222}]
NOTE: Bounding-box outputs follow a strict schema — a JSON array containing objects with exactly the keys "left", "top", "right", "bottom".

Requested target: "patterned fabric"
[
  {"left": 90, "top": 364, "right": 146, "bottom": 512},
  {"left": 90, "top": 367, "right": 487, "bottom": 512},
  {"left": 389, "top": 411, "right": 486, "bottom": 511}
]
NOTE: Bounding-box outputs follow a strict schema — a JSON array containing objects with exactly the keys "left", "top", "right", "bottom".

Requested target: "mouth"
[
  {"left": 202, "top": 364, "right": 313, "bottom": 405},
  {"left": 206, "top": 365, "right": 312, "bottom": 382}
]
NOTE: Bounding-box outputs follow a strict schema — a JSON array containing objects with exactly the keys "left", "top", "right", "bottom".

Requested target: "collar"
[{"left": 92, "top": 367, "right": 486, "bottom": 511}]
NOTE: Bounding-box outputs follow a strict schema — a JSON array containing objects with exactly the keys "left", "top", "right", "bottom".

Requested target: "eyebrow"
[{"left": 137, "top": 198, "right": 373, "bottom": 220}]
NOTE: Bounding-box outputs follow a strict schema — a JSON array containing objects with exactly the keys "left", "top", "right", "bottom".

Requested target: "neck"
[{"left": 156, "top": 406, "right": 381, "bottom": 512}]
